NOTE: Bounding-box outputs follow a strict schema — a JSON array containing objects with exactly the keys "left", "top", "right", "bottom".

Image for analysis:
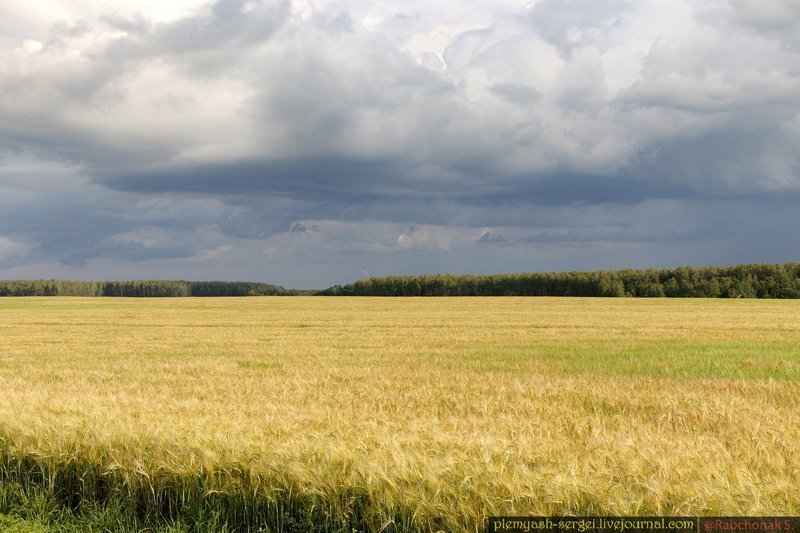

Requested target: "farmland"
[{"left": 0, "top": 297, "right": 798, "bottom": 531}]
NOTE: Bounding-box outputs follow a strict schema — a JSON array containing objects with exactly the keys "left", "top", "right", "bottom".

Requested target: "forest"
[
  {"left": 320, "top": 263, "right": 800, "bottom": 298},
  {"left": 2, "top": 263, "right": 800, "bottom": 297},
  {"left": 0, "top": 280, "right": 295, "bottom": 297}
]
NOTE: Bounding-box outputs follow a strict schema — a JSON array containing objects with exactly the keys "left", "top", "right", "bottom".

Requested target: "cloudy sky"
[{"left": 1, "top": 0, "right": 799, "bottom": 288}]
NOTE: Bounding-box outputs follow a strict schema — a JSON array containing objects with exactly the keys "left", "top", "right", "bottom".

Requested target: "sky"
[{"left": 1, "top": 0, "right": 799, "bottom": 288}]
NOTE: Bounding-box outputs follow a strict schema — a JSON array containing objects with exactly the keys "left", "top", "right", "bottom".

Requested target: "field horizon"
[
  {"left": 0, "top": 297, "right": 798, "bottom": 531},
  {"left": 3, "top": 261, "right": 800, "bottom": 299}
]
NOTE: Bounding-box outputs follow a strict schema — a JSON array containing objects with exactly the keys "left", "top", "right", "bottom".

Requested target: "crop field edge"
[{"left": 0, "top": 297, "right": 798, "bottom": 531}]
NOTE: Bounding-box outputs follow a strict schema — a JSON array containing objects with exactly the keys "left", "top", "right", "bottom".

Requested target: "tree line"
[
  {"left": 319, "top": 263, "right": 800, "bottom": 298},
  {"left": 3, "top": 263, "right": 800, "bottom": 297},
  {"left": 0, "top": 280, "right": 299, "bottom": 297}
]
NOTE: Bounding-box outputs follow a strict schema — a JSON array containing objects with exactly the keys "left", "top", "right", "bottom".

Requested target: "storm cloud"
[{"left": 1, "top": 0, "right": 799, "bottom": 287}]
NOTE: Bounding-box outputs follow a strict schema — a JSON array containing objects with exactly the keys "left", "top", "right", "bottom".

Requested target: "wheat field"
[{"left": 0, "top": 297, "right": 798, "bottom": 531}]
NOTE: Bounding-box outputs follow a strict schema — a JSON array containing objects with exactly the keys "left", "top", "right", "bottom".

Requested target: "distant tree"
[{"left": 315, "top": 263, "right": 800, "bottom": 299}]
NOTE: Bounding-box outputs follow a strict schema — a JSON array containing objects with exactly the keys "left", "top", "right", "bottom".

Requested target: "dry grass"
[{"left": 0, "top": 297, "right": 798, "bottom": 530}]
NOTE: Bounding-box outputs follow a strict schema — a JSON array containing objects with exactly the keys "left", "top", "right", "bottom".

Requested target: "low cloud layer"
[{"left": 1, "top": 0, "right": 799, "bottom": 287}]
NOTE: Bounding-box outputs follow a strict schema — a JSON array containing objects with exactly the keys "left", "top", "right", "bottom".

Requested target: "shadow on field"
[{"left": 0, "top": 449, "right": 438, "bottom": 532}]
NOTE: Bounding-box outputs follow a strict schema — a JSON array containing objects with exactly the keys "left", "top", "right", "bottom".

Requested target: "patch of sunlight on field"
[{"left": 0, "top": 297, "right": 798, "bottom": 530}]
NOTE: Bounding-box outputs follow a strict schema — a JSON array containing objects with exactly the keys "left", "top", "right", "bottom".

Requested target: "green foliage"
[
  {"left": 188, "top": 281, "right": 289, "bottom": 296},
  {"left": 3, "top": 263, "right": 800, "bottom": 298},
  {"left": 0, "top": 280, "right": 291, "bottom": 298},
  {"left": 319, "top": 262, "right": 800, "bottom": 298},
  {"left": 0, "top": 461, "right": 403, "bottom": 532}
]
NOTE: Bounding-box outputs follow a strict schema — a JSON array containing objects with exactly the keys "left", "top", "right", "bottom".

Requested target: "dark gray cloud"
[
  {"left": 1, "top": 0, "right": 800, "bottom": 287},
  {"left": 102, "top": 158, "right": 409, "bottom": 200},
  {"left": 149, "top": 0, "right": 290, "bottom": 63}
]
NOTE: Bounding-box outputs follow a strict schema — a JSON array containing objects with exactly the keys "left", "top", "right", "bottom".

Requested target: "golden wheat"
[{"left": 0, "top": 297, "right": 798, "bottom": 530}]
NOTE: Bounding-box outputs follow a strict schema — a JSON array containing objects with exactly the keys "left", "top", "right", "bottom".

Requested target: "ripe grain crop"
[{"left": 0, "top": 297, "right": 798, "bottom": 531}]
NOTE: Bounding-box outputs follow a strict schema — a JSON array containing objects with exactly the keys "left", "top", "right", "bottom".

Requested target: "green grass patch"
[{"left": 464, "top": 340, "right": 800, "bottom": 380}]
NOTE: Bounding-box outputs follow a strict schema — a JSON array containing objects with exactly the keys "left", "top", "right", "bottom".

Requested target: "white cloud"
[
  {"left": 2, "top": 0, "right": 800, "bottom": 285},
  {"left": 2, "top": 0, "right": 800, "bottom": 192}
]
